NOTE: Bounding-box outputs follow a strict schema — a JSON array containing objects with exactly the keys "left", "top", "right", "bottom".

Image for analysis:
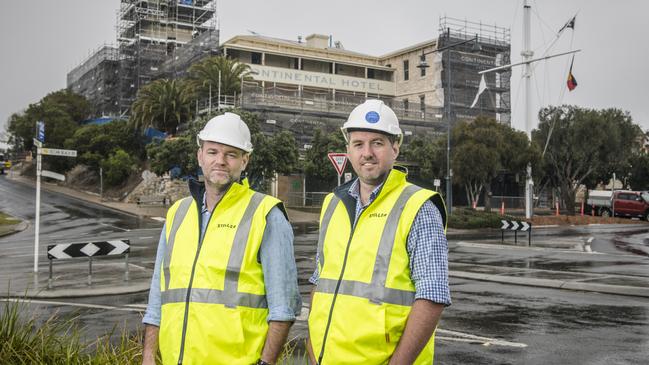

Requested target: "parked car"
[{"left": 587, "top": 190, "right": 649, "bottom": 220}]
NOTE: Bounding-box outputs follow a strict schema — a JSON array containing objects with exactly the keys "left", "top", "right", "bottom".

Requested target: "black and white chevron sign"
[
  {"left": 501, "top": 220, "right": 531, "bottom": 231},
  {"left": 47, "top": 240, "right": 130, "bottom": 260}
]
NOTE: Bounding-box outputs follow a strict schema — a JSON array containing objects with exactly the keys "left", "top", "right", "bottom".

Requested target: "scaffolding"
[
  {"left": 67, "top": 45, "right": 120, "bottom": 116},
  {"left": 116, "top": 0, "right": 217, "bottom": 114},
  {"left": 437, "top": 16, "right": 511, "bottom": 124}
]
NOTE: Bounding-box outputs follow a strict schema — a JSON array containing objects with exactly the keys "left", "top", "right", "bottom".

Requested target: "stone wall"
[{"left": 126, "top": 170, "right": 189, "bottom": 205}]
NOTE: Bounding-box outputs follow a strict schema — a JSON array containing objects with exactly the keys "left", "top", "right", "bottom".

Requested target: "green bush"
[
  {"left": 0, "top": 298, "right": 145, "bottom": 364},
  {"left": 448, "top": 207, "right": 518, "bottom": 229},
  {"left": 100, "top": 149, "right": 137, "bottom": 187}
]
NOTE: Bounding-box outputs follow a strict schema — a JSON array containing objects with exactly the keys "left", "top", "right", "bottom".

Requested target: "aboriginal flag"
[{"left": 567, "top": 55, "right": 577, "bottom": 91}]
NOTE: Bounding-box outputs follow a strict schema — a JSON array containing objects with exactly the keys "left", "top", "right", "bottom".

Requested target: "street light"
[{"left": 417, "top": 30, "right": 481, "bottom": 214}]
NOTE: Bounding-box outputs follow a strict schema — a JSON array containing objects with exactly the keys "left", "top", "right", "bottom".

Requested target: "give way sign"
[{"left": 327, "top": 153, "right": 347, "bottom": 177}]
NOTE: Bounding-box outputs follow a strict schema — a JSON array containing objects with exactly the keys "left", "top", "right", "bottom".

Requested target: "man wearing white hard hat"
[
  {"left": 307, "top": 100, "right": 450, "bottom": 364},
  {"left": 142, "top": 112, "right": 301, "bottom": 365}
]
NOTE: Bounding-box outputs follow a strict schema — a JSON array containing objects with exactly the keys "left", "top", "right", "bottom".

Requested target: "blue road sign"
[{"left": 36, "top": 121, "right": 45, "bottom": 143}]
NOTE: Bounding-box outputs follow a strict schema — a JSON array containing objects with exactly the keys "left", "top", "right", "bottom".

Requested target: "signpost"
[
  {"left": 433, "top": 178, "right": 441, "bottom": 192},
  {"left": 327, "top": 152, "right": 348, "bottom": 186},
  {"left": 32, "top": 126, "right": 77, "bottom": 273}
]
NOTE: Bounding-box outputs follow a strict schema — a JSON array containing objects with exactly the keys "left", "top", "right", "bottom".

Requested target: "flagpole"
[{"left": 478, "top": 49, "right": 581, "bottom": 75}]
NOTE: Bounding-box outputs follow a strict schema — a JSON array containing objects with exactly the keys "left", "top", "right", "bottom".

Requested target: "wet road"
[
  {"left": 2, "top": 175, "right": 649, "bottom": 363},
  {"left": 439, "top": 278, "right": 649, "bottom": 364}
]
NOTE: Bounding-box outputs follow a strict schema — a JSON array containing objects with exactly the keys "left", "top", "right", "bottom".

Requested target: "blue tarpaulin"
[
  {"left": 81, "top": 117, "right": 116, "bottom": 126},
  {"left": 144, "top": 127, "right": 167, "bottom": 144}
]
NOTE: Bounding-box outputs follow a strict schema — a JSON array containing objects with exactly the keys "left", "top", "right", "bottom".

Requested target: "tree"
[
  {"left": 628, "top": 153, "right": 649, "bottom": 191},
  {"left": 129, "top": 79, "right": 194, "bottom": 134},
  {"left": 64, "top": 120, "right": 143, "bottom": 170},
  {"left": 100, "top": 149, "right": 137, "bottom": 187},
  {"left": 146, "top": 136, "right": 198, "bottom": 177},
  {"left": 6, "top": 90, "right": 90, "bottom": 152},
  {"left": 400, "top": 135, "right": 446, "bottom": 188},
  {"left": 303, "top": 128, "right": 347, "bottom": 189},
  {"left": 452, "top": 116, "right": 532, "bottom": 210},
  {"left": 533, "top": 105, "right": 642, "bottom": 214},
  {"left": 188, "top": 56, "right": 253, "bottom": 98},
  {"left": 248, "top": 131, "right": 300, "bottom": 190}
]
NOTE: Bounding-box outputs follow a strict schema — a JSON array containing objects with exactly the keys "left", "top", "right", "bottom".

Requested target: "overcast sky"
[{"left": 2, "top": 0, "right": 648, "bottom": 141}]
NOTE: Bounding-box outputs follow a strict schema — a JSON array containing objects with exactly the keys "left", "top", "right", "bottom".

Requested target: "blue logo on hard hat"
[{"left": 365, "top": 111, "right": 380, "bottom": 124}]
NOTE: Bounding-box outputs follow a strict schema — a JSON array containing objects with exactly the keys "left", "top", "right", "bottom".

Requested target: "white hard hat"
[
  {"left": 196, "top": 112, "right": 253, "bottom": 153},
  {"left": 341, "top": 99, "right": 402, "bottom": 144}
]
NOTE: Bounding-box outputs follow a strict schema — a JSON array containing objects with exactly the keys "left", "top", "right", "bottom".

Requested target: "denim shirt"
[
  {"left": 143, "top": 195, "right": 302, "bottom": 326},
  {"left": 309, "top": 178, "right": 451, "bottom": 306}
]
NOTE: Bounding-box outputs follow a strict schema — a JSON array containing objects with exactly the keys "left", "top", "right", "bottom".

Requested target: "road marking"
[
  {"left": 0, "top": 298, "right": 144, "bottom": 312},
  {"left": 139, "top": 236, "right": 154, "bottom": 239},
  {"left": 151, "top": 217, "right": 166, "bottom": 222},
  {"left": 436, "top": 329, "right": 527, "bottom": 348},
  {"left": 99, "top": 223, "right": 130, "bottom": 232}
]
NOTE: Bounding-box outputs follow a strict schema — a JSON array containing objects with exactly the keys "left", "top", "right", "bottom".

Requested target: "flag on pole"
[
  {"left": 558, "top": 15, "right": 576, "bottom": 33},
  {"left": 470, "top": 75, "right": 488, "bottom": 108},
  {"left": 567, "top": 55, "right": 578, "bottom": 91}
]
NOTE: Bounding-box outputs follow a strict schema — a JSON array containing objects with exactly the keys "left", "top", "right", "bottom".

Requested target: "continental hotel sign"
[{"left": 249, "top": 65, "right": 396, "bottom": 95}]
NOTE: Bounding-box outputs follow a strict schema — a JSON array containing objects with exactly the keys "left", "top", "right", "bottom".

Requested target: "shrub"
[
  {"left": 100, "top": 149, "right": 137, "bottom": 187},
  {"left": 448, "top": 207, "right": 519, "bottom": 229}
]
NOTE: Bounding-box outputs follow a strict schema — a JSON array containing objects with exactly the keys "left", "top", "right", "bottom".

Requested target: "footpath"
[{"left": 2, "top": 174, "right": 648, "bottom": 300}]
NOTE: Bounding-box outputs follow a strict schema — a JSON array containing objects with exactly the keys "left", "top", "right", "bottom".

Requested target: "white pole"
[
  {"left": 523, "top": 0, "right": 534, "bottom": 219},
  {"left": 208, "top": 83, "right": 212, "bottom": 114},
  {"left": 34, "top": 148, "right": 42, "bottom": 273},
  {"left": 217, "top": 70, "right": 221, "bottom": 111}
]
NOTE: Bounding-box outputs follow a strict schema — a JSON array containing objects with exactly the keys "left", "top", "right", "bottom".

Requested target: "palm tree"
[
  {"left": 188, "top": 56, "right": 253, "bottom": 98},
  {"left": 129, "top": 79, "right": 194, "bottom": 134}
]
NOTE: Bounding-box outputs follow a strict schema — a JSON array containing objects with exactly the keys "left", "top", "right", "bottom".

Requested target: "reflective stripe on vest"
[
  {"left": 162, "top": 192, "right": 266, "bottom": 309},
  {"left": 314, "top": 184, "right": 421, "bottom": 305},
  {"left": 316, "top": 195, "right": 340, "bottom": 270},
  {"left": 163, "top": 197, "right": 192, "bottom": 291}
]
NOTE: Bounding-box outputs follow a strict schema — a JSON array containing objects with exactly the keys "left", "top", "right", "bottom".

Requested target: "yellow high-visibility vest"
[
  {"left": 309, "top": 168, "right": 447, "bottom": 365},
  {"left": 159, "top": 180, "right": 281, "bottom": 365}
]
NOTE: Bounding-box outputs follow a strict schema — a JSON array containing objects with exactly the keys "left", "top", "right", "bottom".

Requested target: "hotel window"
[
  {"left": 251, "top": 52, "right": 262, "bottom": 65},
  {"left": 403, "top": 60, "right": 409, "bottom": 81}
]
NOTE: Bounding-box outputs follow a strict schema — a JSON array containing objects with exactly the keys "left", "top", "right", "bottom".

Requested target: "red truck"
[{"left": 587, "top": 190, "right": 649, "bottom": 220}]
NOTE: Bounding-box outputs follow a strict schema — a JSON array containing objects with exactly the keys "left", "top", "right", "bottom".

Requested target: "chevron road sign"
[
  {"left": 47, "top": 240, "right": 130, "bottom": 288},
  {"left": 500, "top": 220, "right": 531, "bottom": 231},
  {"left": 47, "top": 240, "right": 130, "bottom": 259},
  {"left": 500, "top": 220, "right": 532, "bottom": 246}
]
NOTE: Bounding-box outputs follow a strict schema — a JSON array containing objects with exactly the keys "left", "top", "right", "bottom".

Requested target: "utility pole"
[{"left": 523, "top": 0, "right": 534, "bottom": 219}]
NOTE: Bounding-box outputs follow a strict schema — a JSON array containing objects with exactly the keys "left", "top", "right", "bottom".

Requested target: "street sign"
[
  {"left": 47, "top": 240, "right": 130, "bottom": 259},
  {"left": 33, "top": 138, "right": 42, "bottom": 148},
  {"left": 47, "top": 240, "right": 131, "bottom": 288},
  {"left": 434, "top": 179, "right": 441, "bottom": 187},
  {"left": 327, "top": 153, "right": 347, "bottom": 176},
  {"left": 500, "top": 220, "right": 531, "bottom": 231},
  {"left": 344, "top": 172, "right": 353, "bottom": 183},
  {"left": 36, "top": 121, "right": 45, "bottom": 143},
  {"left": 40, "top": 148, "right": 77, "bottom": 157},
  {"left": 500, "top": 220, "right": 532, "bottom": 246},
  {"left": 41, "top": 170, "right": 65, "bottom": 181}
]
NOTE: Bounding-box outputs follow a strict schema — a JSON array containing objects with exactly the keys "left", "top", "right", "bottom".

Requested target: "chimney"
[{"left": 305, "top": 34, "right": 329, "bottom": 49}]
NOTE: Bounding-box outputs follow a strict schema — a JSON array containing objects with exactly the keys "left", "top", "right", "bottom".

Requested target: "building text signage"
[{"left": 249, "top": 65, "right": 396, "bottom": 95}]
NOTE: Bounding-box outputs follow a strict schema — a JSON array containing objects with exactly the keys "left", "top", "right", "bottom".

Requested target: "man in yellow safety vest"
[
  {"left": 142, "top": 112, "right": 301, "bottom": 365},
  {"left": 307, "top": 100, "right": 450, "bottom": 364}
]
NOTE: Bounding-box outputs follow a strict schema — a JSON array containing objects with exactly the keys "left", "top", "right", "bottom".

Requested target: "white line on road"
[
  {"left": 0, "top": 298, "right": 144, "bottom": 312},
  {"left": 436, "top": 329, "right": 527, "bottom": 348},
  {"left": 139, "top": 236, "right": 154, "bottom": 239},
  {"left": 151, "top": 217, "right": 166, "bottom": 222},
  {"left": 99, "top": 223, "right": 130, "bottom": 232}
]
